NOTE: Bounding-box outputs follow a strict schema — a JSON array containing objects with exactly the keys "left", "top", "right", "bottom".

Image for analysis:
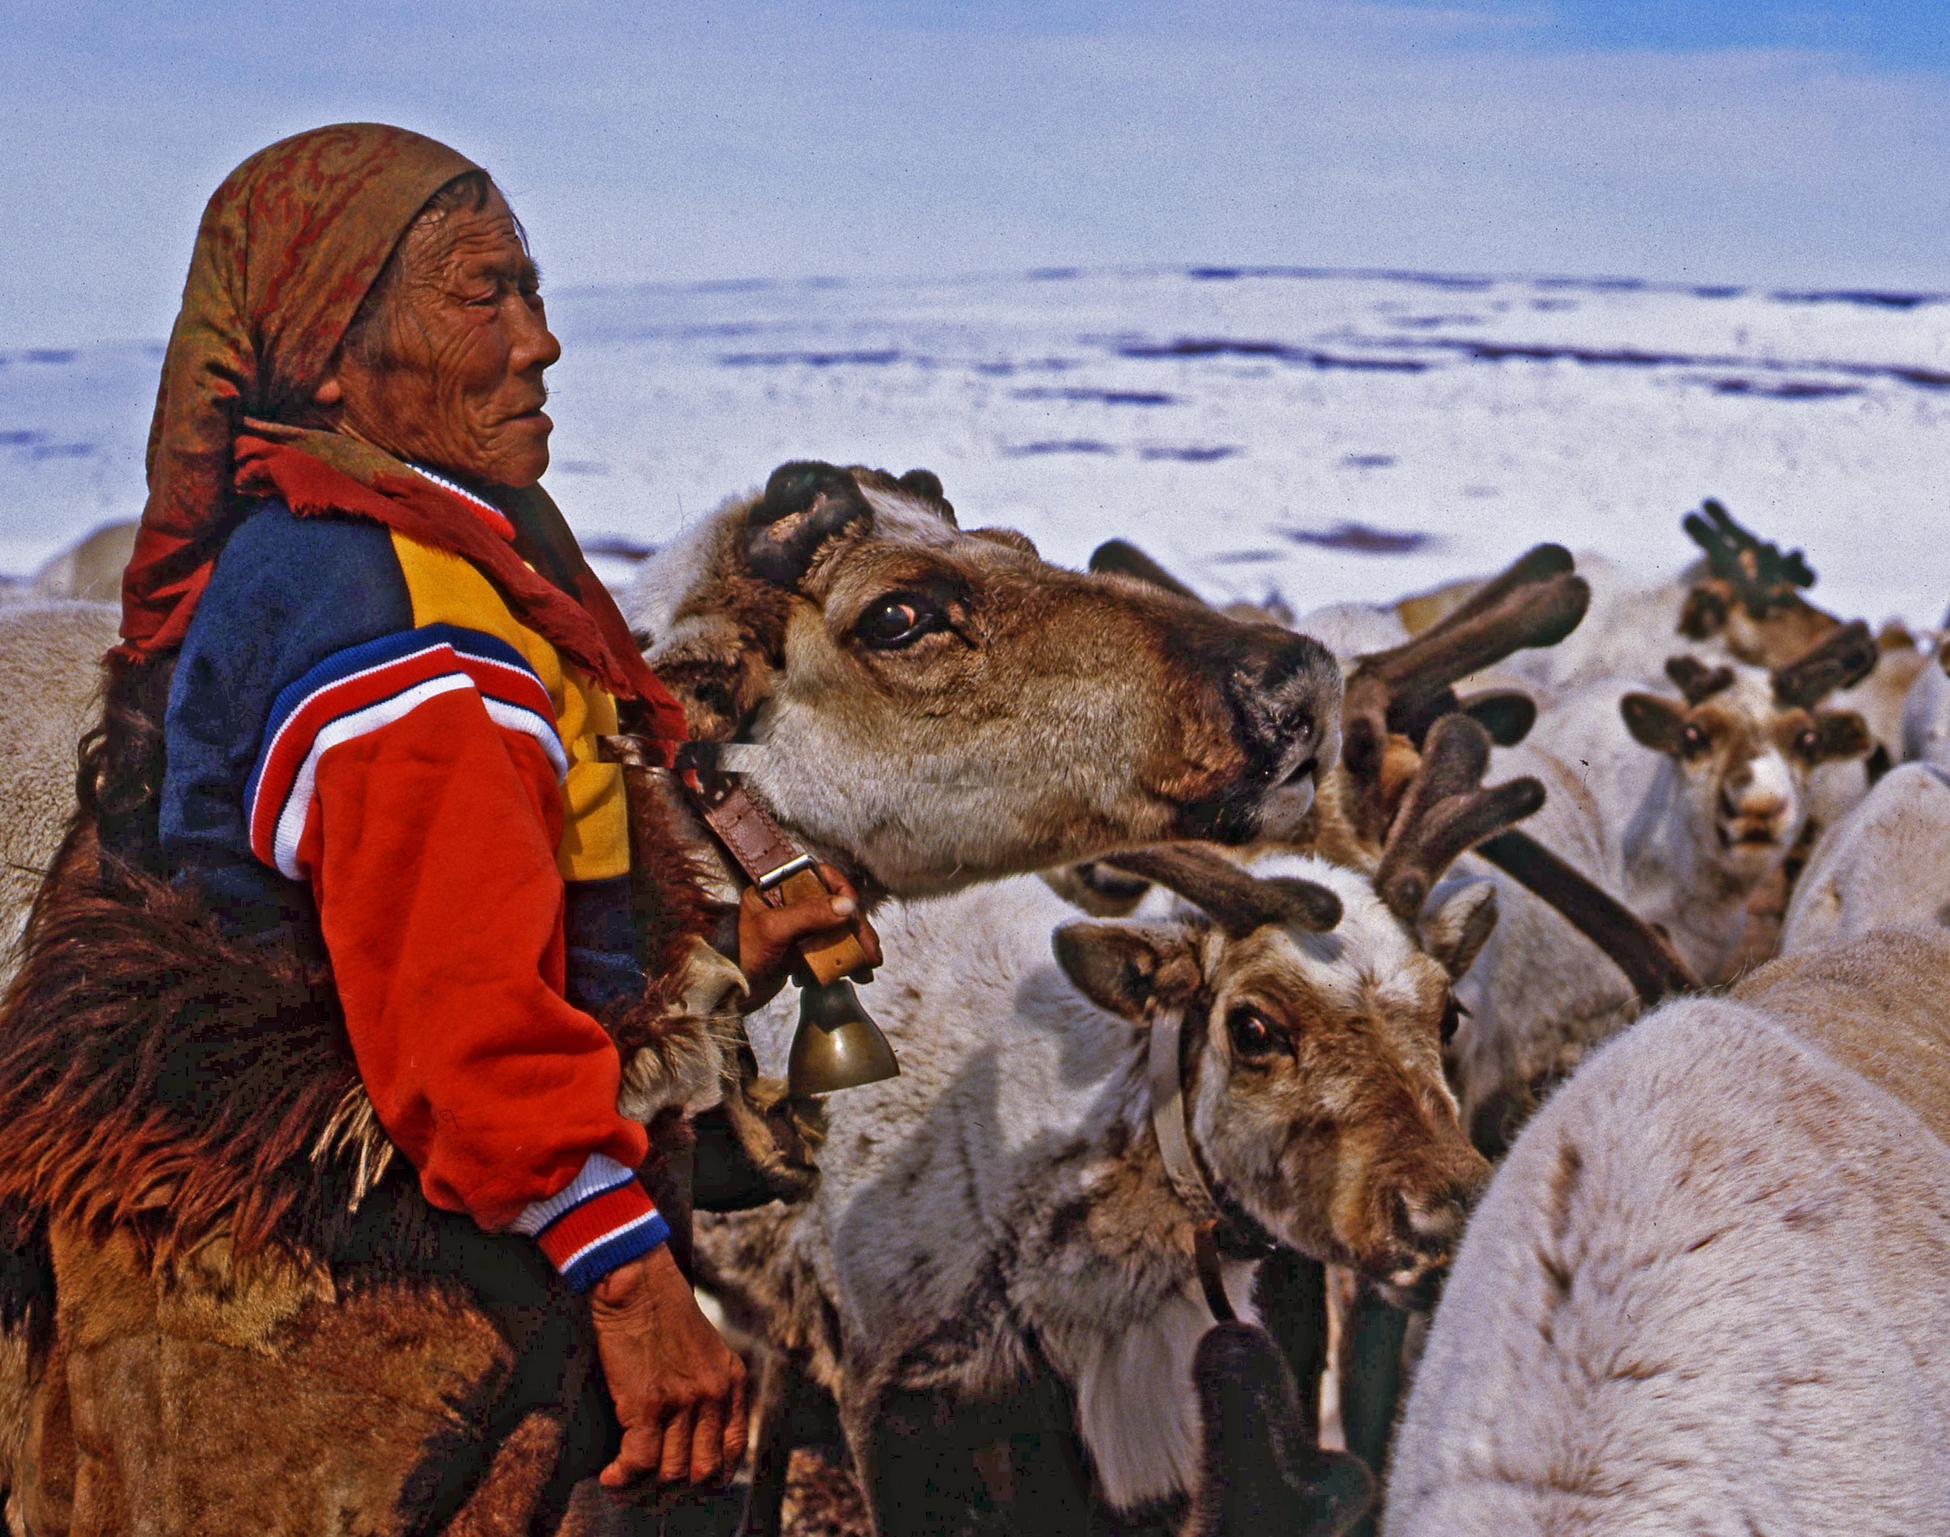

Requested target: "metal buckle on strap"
[{"left": 754, "top": 853, "right": 817, "bottom": 892}]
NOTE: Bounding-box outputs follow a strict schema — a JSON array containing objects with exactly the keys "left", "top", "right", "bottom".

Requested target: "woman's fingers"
[
  {"left": 599, "top": 1425, "right": 664, "bottom": 1489},
  {"left": 658, "top": 1404, "right": 697, "bottom": 1484},
  {"left": 689, "top": 1397, "right": 726, "bottom": 1485}
]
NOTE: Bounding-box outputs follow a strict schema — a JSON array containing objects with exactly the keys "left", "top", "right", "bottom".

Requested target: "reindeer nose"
[
  {"left": 1394, "top": 1188, "right": 1470, "bottom": 1261},
  {"left": 1223, "top": 630, "right": 1340, "bottom": 782}
]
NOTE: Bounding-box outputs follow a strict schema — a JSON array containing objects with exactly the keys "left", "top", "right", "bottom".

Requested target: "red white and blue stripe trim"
[
  {"left": 407, "top": 463, "right": 517, "bottom": 538},
  {"left": 510, "top": 1152, "right": 668, "bottom": 1290},
  {"left": 246, "top": 624, "right": 567, "bottom": 880}
]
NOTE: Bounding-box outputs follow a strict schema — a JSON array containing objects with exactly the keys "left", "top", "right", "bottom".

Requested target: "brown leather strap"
[
  {"left": 1192, "top": 1222, "right": 1237, "bottom": 1324},
  {"left": 598, "top": 735, "right": 868, "bottom": 985}
]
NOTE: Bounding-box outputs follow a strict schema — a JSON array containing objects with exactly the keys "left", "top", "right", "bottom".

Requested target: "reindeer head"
[
  {"left": 1054, "top": 719, "right": 1533, "bottom": 1301},
  {"left": 1621, "top": 625, "right": 1876, "bottom": 880},
  {"left": 628, "top": 462, "right": 1341, "bottom": 896}
]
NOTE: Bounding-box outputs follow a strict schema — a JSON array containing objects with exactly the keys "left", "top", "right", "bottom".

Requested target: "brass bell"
[{"left": 786, "top": 977, "right": 900, "bottom": 1096}]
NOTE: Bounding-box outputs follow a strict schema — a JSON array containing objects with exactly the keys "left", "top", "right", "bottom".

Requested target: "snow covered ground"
[{"left": 3, "top": 265, "right": 1946, "bottom": 627}]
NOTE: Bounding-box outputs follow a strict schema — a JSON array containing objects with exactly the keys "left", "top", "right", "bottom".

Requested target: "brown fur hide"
[{"left": 0, "top": 780, "right": 717, "bottom": 1348}]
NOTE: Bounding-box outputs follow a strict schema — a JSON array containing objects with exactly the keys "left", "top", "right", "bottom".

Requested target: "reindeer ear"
[
  {"left": 1621, "top": 693, "right": 1689, "bottom": 755},
  {"left": 1052, "top": 921, "right": 1203, "bottom": 1021},
  {"left": 897, "top": 467, "right": 956, "bottom": 523},
  {"left": 1808, "top": 710, "right": 1873, "bottom": 763},
  {"left": 746, "top": 461, "right": 875, "bottom": 586},
  {"left": 1420, "top": 878, "right": 1499, "bottom": 980}
]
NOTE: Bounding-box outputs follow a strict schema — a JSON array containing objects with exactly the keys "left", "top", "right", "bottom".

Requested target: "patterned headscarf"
[{"left": 116, "top": 123, "right": 684, "bottom": 737}]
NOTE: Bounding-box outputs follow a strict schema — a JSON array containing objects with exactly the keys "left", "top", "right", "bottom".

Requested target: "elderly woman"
[{"left": 0, "top": 124, "right": 872, "bottom": 1529}]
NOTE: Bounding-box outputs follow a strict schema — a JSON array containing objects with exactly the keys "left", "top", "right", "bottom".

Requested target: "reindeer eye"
[
  {"left": 1794, "top": 728, "right": 1819, "bottom": 758},
  {"left": 1226, "top": 1007, "right": 1285, "bottom": 1059},
  {"left": 856, "top": 594, "right": 944, "bottom": 650},
  {"left": 1440, "top": 995, "right": 1468, "bottom": 1046},
  {"left": 1680, "top": 723, "right": 1709, "bottom": 757}
]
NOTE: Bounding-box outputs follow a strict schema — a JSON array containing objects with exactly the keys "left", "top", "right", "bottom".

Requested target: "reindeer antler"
[
  {"left": 1771, "top": 619, "right": 1878, "bottom": 709},
  {"left": 1103, "top": 844, "right": 1344, "bottom": 939},
  {"left": 1372, "top": 715, "right": 1545, "bottom": 922},
  {"left": 1665, "top": 655, "right": 1735, "bottom": 706},
  {"left": 1341, "top": 547, "right": 1588, "bottom": 843},
  {"left": 1682, "top": 499, "right": 1815, "bottom": 620}
]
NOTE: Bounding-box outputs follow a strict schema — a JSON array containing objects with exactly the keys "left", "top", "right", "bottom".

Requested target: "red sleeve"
[{"left": 299, "top": 685, "right": 650, "bottom": 1229}]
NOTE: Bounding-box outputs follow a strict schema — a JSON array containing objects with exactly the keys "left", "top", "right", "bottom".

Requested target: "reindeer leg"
[
  {"left": 1252, "top": 1252, "right": 1328, "bottom": 1443},
  {"left": 841, "top": 1386, "right": 968, "bottom": 1537},
  {"left": 1336, "top": 1281, "right": 1409, "bottom": 1537},
  {"left": 737, "top": 1350, "right": 802, "bottom": 1537}
]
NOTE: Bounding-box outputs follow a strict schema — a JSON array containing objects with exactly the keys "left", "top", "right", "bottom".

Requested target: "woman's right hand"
[{"left": 735, "top": 864, "right": 883, "bottom": 1011}]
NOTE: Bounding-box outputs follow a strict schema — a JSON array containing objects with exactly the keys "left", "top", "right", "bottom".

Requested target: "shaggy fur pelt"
[{"left": 0, "top": 782, "right": 722, "bottom": 1344}]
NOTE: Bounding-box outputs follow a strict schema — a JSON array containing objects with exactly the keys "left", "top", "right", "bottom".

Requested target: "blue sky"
[{"left": 2, "top": 0, "right": 1945, "bottom": 345}]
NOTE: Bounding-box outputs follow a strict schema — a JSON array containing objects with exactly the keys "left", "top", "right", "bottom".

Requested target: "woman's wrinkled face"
[{"left": 324, "top": 186, "right": 561, "bottom": 487}]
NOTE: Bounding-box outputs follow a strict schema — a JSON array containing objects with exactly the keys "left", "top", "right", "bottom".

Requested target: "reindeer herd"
[{"left": 2, "top": 469, "right": 1947, "bottom": 1537}]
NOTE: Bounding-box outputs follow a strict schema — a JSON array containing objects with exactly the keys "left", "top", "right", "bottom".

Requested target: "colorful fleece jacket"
[{"left": 158, "top": 482, "right": 666, "bottom": 1290}]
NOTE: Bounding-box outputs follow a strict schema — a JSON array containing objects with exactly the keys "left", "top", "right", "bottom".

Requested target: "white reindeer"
[
  {"left": 1385, "top": 923, "right": 1950, "bottom": 1537},
  {"left": 1451, "top": 636, "right": 1872, "bottom": 1151}
]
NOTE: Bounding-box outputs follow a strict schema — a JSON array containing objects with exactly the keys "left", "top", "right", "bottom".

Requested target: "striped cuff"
[{"left": 510, "top": 1153, "right": 668, "bottom": 1292}]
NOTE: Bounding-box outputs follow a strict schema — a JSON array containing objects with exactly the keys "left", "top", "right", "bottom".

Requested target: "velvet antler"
[
  {"left": 1681, "top": 498, "right": 1815, "bottom": 619},
  {"left": 1371, "top": 715, "right": 1545, "bottom": 923},
  {"left": 1664, "top": 655, "right": 1735, "bottom": 706},
  {"left": 1771, "top": 619, "right": 1878, "bottom": 710},
  {"left": 1340, "top": 548, "right": 1588, "bottom": 843},
  {"left": 1103, "top": 844, "right": 1344, "bottom": 939}
]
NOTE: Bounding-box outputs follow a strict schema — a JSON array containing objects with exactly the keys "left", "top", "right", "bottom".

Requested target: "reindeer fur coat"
[{"left": 0, "top": 786, "right": 725, "bottom": 1537}]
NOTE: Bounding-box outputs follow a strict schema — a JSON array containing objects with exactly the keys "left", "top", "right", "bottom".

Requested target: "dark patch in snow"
[
  {"left": 1139, "top": 445, "right": 1240, "bottom": 463},
  {"left": 1285, "top": 522, "right": 1434, "bottom": 555},
  {"left": 1532, "top": 276, "right": 1645, "bottom": 293},
  {"left": 579, "top": 534, "right": 658, "bottom": 561},
  {"left": 24, "top": 350, "right": 76, "bottom": 364},
  {"left": 30, "top": 443, "right": 94, "bottom": 460},
  {"left": 1028, "top": 268, "right": 1080, "bottom": 281},
  {"left": 1003, "top": 440, "right": 1117, "bottom": 457},
  {"left": 1117, "top": 338, "right": 1427, "bottom": 372},
  {"left": 719, "top": 349, "right": 902, "bottom": 367},
  {"left": 1176, "top": 266, "right": 1497, "bottom": 291},
  {"left": 1390, "top": 315, "right": 1486, "bottom": 328},
  {"left": 1529, "top": 300, "right": 1578, "bottom": 312},
  {"left": 1772, "top": 290, "right": 1935, "bottom": 311},
  {"left": 1691, "top": 286, "right": 1746, "bottom": 299},
  {"left": 1712, "top": 379, "right": 1864, "bottom": 401},
  {"left": 554, "top": 460, "right": 611, "bottom": 475},
  {"left": 1208, "top": 550, "right": 1281, "bottom": 563},
  {"left": 1462, "top": 486, "right": 1502, "bottom": 499},
  {"left": 0, "top": 430, "right": 48, "bottom": 446},
  {"left": 1352, "top": 335, "right": 1950, "bottom": 393},
  {"left": 1012, "top": 387, "right": 1176, "bottom": 405},
  {"left": 1341, "top": 453, "right": 1396, "bottom": 469},
  {"left": 978, "top": 358, "right": 1079, "bottom": 377}
]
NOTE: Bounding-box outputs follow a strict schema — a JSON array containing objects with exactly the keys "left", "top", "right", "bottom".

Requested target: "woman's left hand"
[{"left": 736, "top": 864, "right": 883, "bottom": 1011}]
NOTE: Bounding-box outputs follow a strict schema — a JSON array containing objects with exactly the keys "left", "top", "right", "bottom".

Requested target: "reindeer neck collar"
[{"left": 1147, "top": 1005, "right": 1283, "bottom": 1324}]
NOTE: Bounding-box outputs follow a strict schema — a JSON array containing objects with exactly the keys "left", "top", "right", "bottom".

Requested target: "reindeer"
[
  {"left": 627, "top": 464, "right": 1341, "bottom": 901},
  {"left": 1451, "top": 624, "right": 1876, "bottom": 1154},
  {"left": 697, "top": 716, "right": 1537, "bottom": 1537},
  {"left": 1385, "top": 923, "right": 1950, "bottom": 1537}
]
